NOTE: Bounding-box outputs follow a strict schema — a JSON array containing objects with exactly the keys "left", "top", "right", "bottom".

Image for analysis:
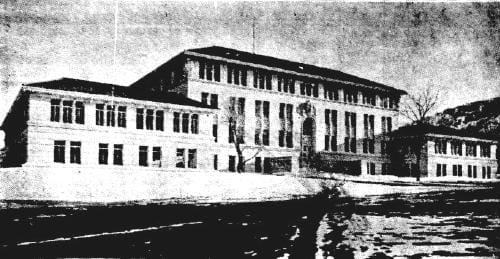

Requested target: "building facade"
[
  {"left": 0, "top": 78, "right": 216, "bottom": 171},
  {"left": 129, "top": 46, "right": 407, "bottom": 175},
  {"left": 391, "top": 124, "right": 498, "bottom": 180}
]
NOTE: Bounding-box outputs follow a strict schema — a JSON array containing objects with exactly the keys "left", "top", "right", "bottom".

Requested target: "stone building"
[
  {"left": 390, "top": 124, "right": 498, "bottom": 180},
  {"left": 129, "top": 46, "right": 407, "bottom": 175},
  {"left": 0, "top": 78, "right": 216, "bottom": 171}
]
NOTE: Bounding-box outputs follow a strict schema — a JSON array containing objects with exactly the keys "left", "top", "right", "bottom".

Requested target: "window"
[
  {"left": 96, "top": 104, "right": 105, "bottom": 126},
  {"left": 363, "top": 114, "right": 375, "bottom": 154},
  {"left": 381, "top": 116, "right": 392, "bottom": 154},
  {"left": 213, "top": 154, "right": 218, "bottom": 170},
  {"left": 153, "top": 146, "right": 162, "bottom": 167},
  {"left": 253, "top": 70, "right": 271, "bottom": 90},
  {"left": 176, "top": 148, "right": 185, "bottom": 168},
  {"left": 451, "top": 141, "right": 462, "bottom": 156},
  {"left": 136, "top": 108, "right": 144, "bottom": 129},
  {"left": 139, "top": 146, "right": 148, "bottom": 166},
  {"left": 229, "top": 155, "right": 236, "bottom": 172},
  {"left": 228, "top": 97, "right": 245, "bottom": 143},
  {"left": 70, "top": 141, "right": 81, "bottom": 164},
  {"left": 344, "top": 89, "right": 358, "bottom": 104},
  {"left": 201, "top": 92, "right": 209, "bottom": 106},
  {"left": 106, "top": 105, "right": 115, "bottom": 127},
  {"left": 54, "top": 140, "right": 65, "bottom": 163},
  {"left": 99, "top": 143, "right": 108, "bottom": 165},
  {"left": 146, "top": 109, "right": 154, "bottom": 130},
  {"left": 50, "top": 99, "right": 61, "bottom": 122},
  {"left": 367, "top": 162, "right": 376, "bottom": 175},
  {"left": 213, "top": 115, "right": 218, "bottom": 142},
  {"left": 279, "top": 103, "right": 294, "bottom": 148},
  {"left": 188, "top": 149, "right": 197, "bottom": 168},
  {"left": 473, "top": 166, "right": 477, "bottom": 178},
  {"left": 227, "top": 65, "right": 247, "bottom": 86},
  {"left": 62, "top": 100, "right": 73, "bottom": 123},
  {"left": 345, "top": 112, "right": 356, "bottom": 153},
  {"left": 210, "top": 94, "right": 218, "bottom": 108},
  {"left": 117, "top": 106, "right": 126, "bottom": 128},
  {"left": 255, "top": 101, "right": 270, "bottom": 146},
  {"left": 487, "top": 166, "right": 491, "bottom": 179},
  {"left": 380, "top": 96, "right": 389, "bottom": 108},
  {"left": 182, "top": 113, "right": 189, "bottom": 133},
  {"left": 278, "top": 75, "right": 295, "bottom": 94},
  {"left": 458, "top": 164, "right": 462, "bottom": 177},
  {"left": 436, "top": 163, "right": 447, "bottom": 177},
  {"left": 191, "top": 114, "right": 199, "bottom": 134},
  {"left": 198, "top": 60, "right": 220, "bottom": 82},
  {"left": 434, "top": 139, "right": 447, "bottom": 154},
  {"left": 299, "top": 81, "right": 317, "bottom": 97},
  {"left": 466, "top": 142, "right": 477, "bottom": 157},
  {"left": 75, "top": 102, "right": 84, "bottom": 124},
  {"left": 324, "top": 109, "right": 337, "bottom": 151},
  {"left": 324, "top": 84, "right": 339, "bottom": 101},
  {"left": 381, "top": 163, "right": 390, "bottom": 175},
  {"left": 453, "top": 164, "right": 458, "bottom": 176},
  {"left": 362, "top": 92, "right": 376, "bottom": 106},
  {"left": 480, "top": 144, "right": 491, "bottom": 158},
  {"left": 156, "top": 110, "right": 164, "bottom": 131},
  {"left": 468, "top": 165, "right": 472, "bottom": 178},
  {"left": 173, "top": 112, "right": 180, "bottom": 132},
  {"left": 482, "top": 167, "right": 486, "bottom": 179},
  {"left": 113, "top": 144, "right": 123, "bottom": 165},
  {"left": 255, "top": 157, "right": 262, "bottom": 173}
]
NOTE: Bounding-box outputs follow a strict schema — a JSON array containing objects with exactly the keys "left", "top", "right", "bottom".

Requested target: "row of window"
[
  {"left": 50, "top": 99, "right": 84, "bottom": 124},
  {"left": 54, "top": 140, "right": 198, "bottom": 168},
  {"left": 434, "top": 139, "right": 492, "bottom": 158},
  {"left": 197, "top": 60, "right": 399, "bottom": 109},
  {"left": 436, "top": 163, "right": 492, "bottom": 179}
]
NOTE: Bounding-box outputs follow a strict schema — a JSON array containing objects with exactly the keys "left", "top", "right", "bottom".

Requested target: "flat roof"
[{"left": 391, "top": 124, "right": 497, "bottom": 142}]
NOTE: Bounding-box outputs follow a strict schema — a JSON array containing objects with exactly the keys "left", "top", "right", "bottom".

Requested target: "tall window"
[
  {"left": 227, "top": 65, "right": 247, "bottom": 86},
  {"left": 362, "top": 92, "right": 376, "bottom": 106},
  {"left": 436, "top": 163, "right": 447, "bottom": 177},
  {"left": 480, "top": 144, "right": 491, "bottom": 158},
  {"left": 435, "top": 139, "right": 447, "bottom": 154},
  {"left": 277, "top": 75, "right": 295, "bottom": 94},
  {"left": 451, "top": 141, "right": 462, "bottom": 156},
  {"left": 70, "top": 141, "right": 81, "bottom": 164},
  {"left": 367, "top": 162, "right": 376, "bottom": 175},
  {"left": 156, "top": 110, "right": 164, "bottom": 131},
  {"left": 213, "top": 154, "right": 218, "bottom": 170},
  {"left": 324, "top": 109, "right": 337, "bottom": 151},
  {"left": 299, "top": 81, "right": 318, "bottom": 97},
  {"left": 213, "top": 115, "right": 218, "bottom": 142},
  {"left": 146, "top": 109, "right": 154, "bottom": 130},
  {"left": 468, "top": 165, "right": 472, "bottom": 178},
  {"left": 182, "top": 113, "right": 189, "bottom": 133},
  {"left": 473, "top": 166, "right": 477, "bottom": 178},
  {"left": 191, "top": 114, "right": 199, "bottom": 134},
  {"left": 173, "top": 112, "right": 180, "bottom": 132},
  {"left": 152, "top": 146, "right": 162, "bottom": 167},
  {"left": 50, "top": 99, "right": 61, "bottom": 122},
  {"left": 228, "top": 155, "right": 236, "bottom": 172},
  {"left": 75, "top": 102, "right": 84, "bottom": 124},
  {"left": 201, "top": 92, "right": 209, "bottom": 106},
  {"left": 381, "top": 116, "right": 392, "bottom": 154},
  {"left": 363, "top": 114, "right": 375, "bottom": 154},
  {"left": 255, "top": 157, "right": 262, "bottom": 173},
  {"left": 54, "top": 140, "right": 65, "bottom": 163},
  {"left": 228, "top": 97, "right": 245, "bottom": 143},
  {"left": 96, "top": 104, "right": 105, "bottom": 126},
  {"left": 62, "top": 100, "right": 73, "bottom": 123},
  {"left": 201, "top": 92, "right": 218, "bottom": 108},
  {"left": 188, "top": 149, "right": 197, "bottom": 168},
  {"left": 345, "top": 112, "right": 356, "bottom": 153},
  {"left": 279, "top": 103, "right": 294, "bottom": 148},
  {"left": 113, "top": 144, "right": 123, "bottom": 165},
  {"left": 117, "top": 106, "right": 126, "bottom": 128},
  {"left": 255, "top": 101, "right": 270, "bottom": 146},
  {"left": 176, "top": 148, "right": 185, "bottom": 168},
  {"left": 466, "top": 142, "right": 476, "bottom": 157},
  {"left": 98, "top": 143, "right": 108, "bottom": 165},
  {"left": 198, "top": 60, "right": 220, "bottom": 82},
  {"left": 253, "top": 70, "right": 272, "bottom": 90},
  {"left": 106, "top": 105, "right": 115, "bottom": 127},
  {"left": 344, "top": 89, "right": 358, "bottom": 104},
  {"left": 324, "top": 84, "right": 339, "bottom": 101},
  {"left": 139, "top": 146, "right": 148, "bottom": 166}
]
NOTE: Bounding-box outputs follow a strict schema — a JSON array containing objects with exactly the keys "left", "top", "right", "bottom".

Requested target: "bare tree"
[
  {"left": 222, "top": 98, "right": 263, "bottom": 173},
  {"left": 400, "top": 85, "right": 440, "bottom": 125},
  {"left": 398, "top": 85, "right": 441, "bottom": 181}
]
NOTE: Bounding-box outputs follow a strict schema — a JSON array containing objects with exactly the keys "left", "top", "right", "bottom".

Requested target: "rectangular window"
[
  {"left": 139, "top": 146, "right": 148, "bottom": 166},
  {"left": 436, "top": 164, "right": 442, "bottom": 177},
  {"left": 229, "top": 155, "right": 236, "bottom": 172},
  {"left": 255, "top": 100, "right": 262, "bottom": 145},
  {"left": 201, "top": 92, "right": 209, "bottom": 105},
  {"left": 136, "top": 108, "right": 144, "bottom": 129},
  {"left": 255, "top": 100, "right": 270, "bottom": 146},
  {"left": 458, "top": 165, "right": 462, "bottom": 177},
  {"left": 451, "top": 141, "right": 462, "bottom": 156},
  {"left": 255, "top": 157, "right": 262, "bottom": 173},
  {"left": 442, "top": 164, "right": 447, "bottom": 176},
  {"left": 468, "top": 165, "right": 472, "bottom": 178},
  {"left": 62, "top": 100, "right": 73, "bottom": 123},
  {"left": 176, "top": 148, "right": 185, "bottom": 168},
  {"left": 487, "top": 166, "right": 491, "bottom": 179},
  {"left": 199, "top": 61, "right": 205, "bottom": 79},
  {"left": 345, "top": 112, "right": 356, "bottom": 153},
  {"left": 263, "top": 101, "right": 270, "bottom": 146},
  {"left": 367, "top": 162, "right": 376, "bottom": 175},
  {"left": 173, "top": 112, "right": 180, "bottom": 132},
  {"left": 191, "top": 114, "right": 199, "bottom": 134},
  {"left": 435, "top": 139, "right": 447, "bottom": 154},
  {"left": 286, "top": 104, "right": 293, "bottom": 148},
  {"left": 473, "top": 166, "right": 477, "bottom": 178},
  {"left": 99, "top": 143, "right": 108, "bottom": 165},
  {"left": 213, "top": 115, "right": 218, "bottom": 142},
  {"left": 153, "top": 146, "right": 162, "bottom": 167},
  {"left": 50, "top": 99, "right": 61, "bottom": 122},
  {"left": 156, "top": 110, "right": 164, "bottom": 131},
  {"left": 482, "top": 166, "right": 486, "bottom": 179},
  {"left": 70, "top": 141, "right": 81, "bottom": 164},
  {"left": 106, "top": 105, "right": 115, "bottom": 127},
  {"left": 453, "top": 164, "right": 458, "bottom": 176},
  {"left": 324, "top": 109, "right": 337, "bottom": 151},
  {"left": 182, "top": 113, "right": 189, "bottom": 133},
  {"left": 54, "top": 140, "right": 65, "bottom": 163},
  {"left": 146, "top": 109, "right": 154, "bottom": 130},
  {"left": 363, "top": 114, "right": 375, "bottom": 154},
  {"left": 188, "top": 149, "right": 197, "bottom": 168},
  {"left": 279, "top": 103, "right": 285, "bottom": 147},
  {"left": 113, "top": 144, "right": 123, "bottom": 165},
  {"left": 96, "top": 104, "right": 105, "bottom": 126},
  {"left": 75, "top": 101, "right": 84, "bottom": 124},
  {"left": 480, "top": 144, "right": 491, "bottom": 158},
  {"left": 117, "top": 106, "right": 126, "bottom": 128},
  {"left": 213, "top": 154, "right": 218, "bottom": 170},
  {"left": 210, "top": 94, "right": 218, "bottom": 108},
  {"left": 466, "top": 142, "right": 477, "bottom": 157}
]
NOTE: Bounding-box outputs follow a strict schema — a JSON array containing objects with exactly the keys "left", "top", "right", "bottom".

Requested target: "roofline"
[
  {"left": 24, "top": 77, "right": 127, "bottom": 88},
  {"left": 392, "top": 131, "right": 498, "bottom": 143},
  {"left": 183, "top": 48, "right": 407, "bottom": 96}
]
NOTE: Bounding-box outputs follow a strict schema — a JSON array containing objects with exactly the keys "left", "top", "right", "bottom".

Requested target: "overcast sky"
[{"left": 1, "top": 1, "right": 500, "bottom": 114}]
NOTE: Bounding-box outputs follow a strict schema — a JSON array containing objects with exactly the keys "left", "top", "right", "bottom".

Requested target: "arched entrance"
[{"left": 300, "top": 117, "right": 315, "bottom": 168}]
